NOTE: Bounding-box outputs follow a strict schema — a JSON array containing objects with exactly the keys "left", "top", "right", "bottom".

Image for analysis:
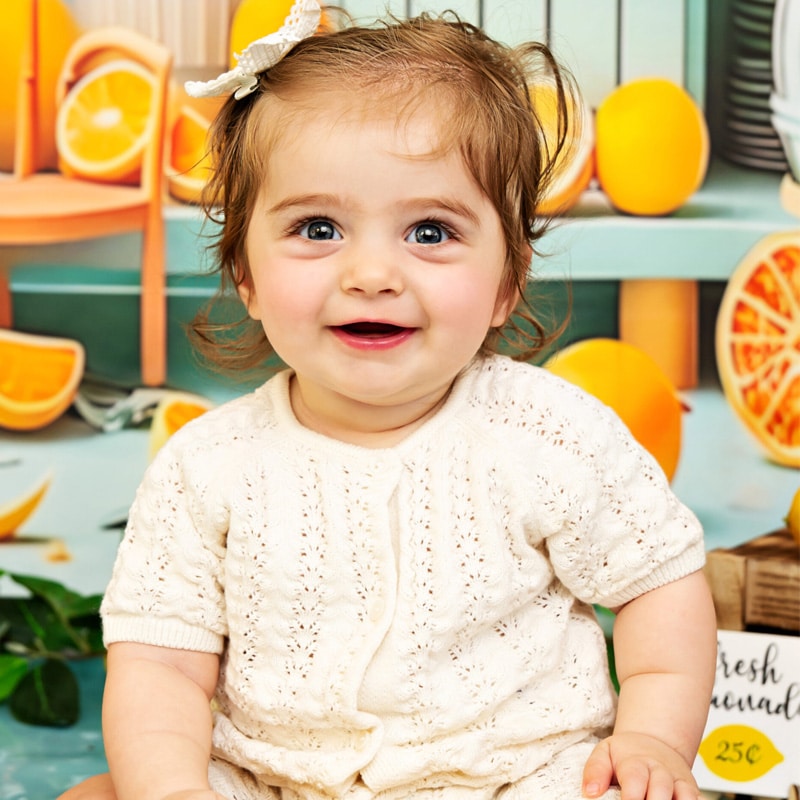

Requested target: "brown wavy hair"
[{"left": 190, "top": 10, "right": 580, "bottom": 378}]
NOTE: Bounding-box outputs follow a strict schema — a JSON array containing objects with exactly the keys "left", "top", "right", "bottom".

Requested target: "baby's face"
[{"left": 239, "top": 97, "right": 515, "bottom": 442}]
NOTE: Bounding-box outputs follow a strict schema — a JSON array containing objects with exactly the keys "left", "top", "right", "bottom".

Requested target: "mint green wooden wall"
[{"left": 11, "top": 0, "right": 733, "bottom": 393}]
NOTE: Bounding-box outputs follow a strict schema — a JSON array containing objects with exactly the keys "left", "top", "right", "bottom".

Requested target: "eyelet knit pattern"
[{"left": 102, "top": 355, "right": 704, "bottom": 800}]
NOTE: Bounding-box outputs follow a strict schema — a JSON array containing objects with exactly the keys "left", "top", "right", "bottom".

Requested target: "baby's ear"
[
  {"left": 491, "top": 249, "right": 529, "bottom": 327},
  {"left": 236, "top": 269, "right": 261, "bottom": 321},
  {"left": 491, "top": 284, "right": 520, "bottom": 328}
]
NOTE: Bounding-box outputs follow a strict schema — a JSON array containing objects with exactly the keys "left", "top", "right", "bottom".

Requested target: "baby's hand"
[{"left": 582, "top": 732, "right": 702, "bottom": 800}]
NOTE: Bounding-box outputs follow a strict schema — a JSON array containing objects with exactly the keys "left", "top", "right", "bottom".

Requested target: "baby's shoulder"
[
  {"left": 465, "top": 355, "right": 633, "bottom": 461},
  {"left": 469, "top": 355, "right": 603, "bottom": 425},
  {"left": 157, "top": 379, "right": 280, "bottom": 461}
]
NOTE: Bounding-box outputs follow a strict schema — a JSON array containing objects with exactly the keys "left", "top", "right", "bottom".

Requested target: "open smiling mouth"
[
  {"left": 331, "top": 322, "right": 416, "bottom": 349},
  {"left": 336, "top": 322, "right": 411, "bottom": 338}
]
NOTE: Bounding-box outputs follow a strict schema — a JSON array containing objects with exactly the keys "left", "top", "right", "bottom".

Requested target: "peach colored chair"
[{"left": 0, "top": 16, "right": 173, "bottom": 387}]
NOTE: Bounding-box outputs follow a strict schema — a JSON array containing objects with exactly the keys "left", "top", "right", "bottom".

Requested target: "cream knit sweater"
[{"left": 102, "top": 355, "right": 705, "bottom": 800}]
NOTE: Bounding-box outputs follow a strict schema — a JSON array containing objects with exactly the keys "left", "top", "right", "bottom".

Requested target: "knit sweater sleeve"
[
  {"left": 100, "top": 404, "right": 240, "bottom": 653},
  {"left": 506, "top": 366, "right": 705, "bottom": 610}
]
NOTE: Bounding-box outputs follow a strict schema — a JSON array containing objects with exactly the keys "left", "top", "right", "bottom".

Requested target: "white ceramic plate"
[
  {"left": 728, "top": 89, "right": 772, "bottom": 110},
  {"left": 772, "top": 0, "right": 800, "bottom": 101},
  {"left": 733, "top": 12, "right": 773, "bottom": 35},
  {"left": 733, "top": 0, "right": 775, "bottom": 22},
  {"left": 727, "top": 118, "right": 779, "bottom": 136},
  {"left": 729, "top": 75, "right": 772, "bottom": 95},
  {"left": 728, "top": 104, "right": 773, "bottom": 123},
  {"left": 721, "top": 149, "right": 787, "bottom": 171}
]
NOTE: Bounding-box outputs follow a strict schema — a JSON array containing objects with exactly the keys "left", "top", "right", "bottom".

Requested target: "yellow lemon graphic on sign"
[{"left": 698, "top": 725, "right": 784, "bottom": 782}]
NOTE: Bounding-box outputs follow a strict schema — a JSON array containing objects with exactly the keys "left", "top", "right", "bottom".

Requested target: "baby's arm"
[
  {"left": 582, "top": 570, "right": 717, "bottom": 800},
  {"left": 103, "top": 641, "right": 225, "bottom": 800}
]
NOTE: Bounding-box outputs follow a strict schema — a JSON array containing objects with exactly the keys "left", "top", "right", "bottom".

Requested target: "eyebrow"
[
  {"left": 266, "top": 193, "right": 341, "bottom": 216},
  {"left": 402, "top": 197, "right": 481, "bottom": 227},
  {"left": 266, "top": 193, "right": 482, "bottom": 227}
]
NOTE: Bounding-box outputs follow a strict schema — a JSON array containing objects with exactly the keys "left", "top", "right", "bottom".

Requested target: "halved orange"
[
  {"left": 149, "top": 391, "right": 214, "bottom": 458},
  {"left": 544, "top": 338, "right": 683, "bottom": 480},
  {"left": 0, "top": 0, "right": 80, "bottom": 172},
  {"left": 531, "top": 82, "right": 595, "bottom": 216},
  {"left": 167, "top": 104, "right": 214, "bottom": 204},
  {"left": 716, "top": 231, "right": 800, "bottom": 467},
  {"left": 0, "top": 329, "right": 85, "bottom": 431},
  {"left": 56, "top": 58, "right": 156, "bottom": 184},
  {"left": 0, "top": 472, "right": 51, "bottom": 540}
]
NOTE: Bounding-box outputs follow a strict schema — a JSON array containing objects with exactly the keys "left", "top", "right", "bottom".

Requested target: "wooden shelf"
[
  {"left": 5, "top": 158, "right": 799, "bottom": 285},
  {"left": 160, "top": 157, "right": 799, "bottom": 282},
  {"left": 536, "top": 158, "right": 799, "bottom": 281}
]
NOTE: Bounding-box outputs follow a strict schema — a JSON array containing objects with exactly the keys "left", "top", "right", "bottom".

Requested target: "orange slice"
[
  {"left": 167, "top": 104, "right": 214, "bottom": 204},
  {"left": 149, "top": 391, "right": 214, "bottom": 458},
  {"left": 544, "top": 338, "right": 683, "bottom": 480},
  {"left": 715, "top": 231, "right": 800, "bottom": 467},
  {"left": 0, "top": 472, "right": 51, "bottom": 540},
  {"left": 0, "top": 330, "right": 85, "bottom": 431},
  {"left": 56, "top": 58, "right": 156, "bottom": 184},
  {"left": 532, "top": 82, "right": 595, "bottom": 216}
]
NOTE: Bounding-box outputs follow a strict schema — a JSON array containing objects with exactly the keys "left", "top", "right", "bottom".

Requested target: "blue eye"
[
  {"left": 299, "top": 219, "right": 341, "bottom": 240},
  {"left": 407, "top": 223, "right": 450, "bottom": 244}
]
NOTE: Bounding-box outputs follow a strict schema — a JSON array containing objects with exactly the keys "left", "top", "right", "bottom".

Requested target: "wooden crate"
[{"left": 704, "top": 528, "right": 800, "bottom": 633}]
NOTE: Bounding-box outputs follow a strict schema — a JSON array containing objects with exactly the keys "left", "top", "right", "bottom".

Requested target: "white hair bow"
[{"left": 185, "top": 0, "right": 322, "bottom": 100}]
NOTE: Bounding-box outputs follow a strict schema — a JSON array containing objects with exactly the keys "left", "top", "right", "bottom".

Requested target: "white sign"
[{"left": 693, "top": 630, "right": 800, "bottom": 798}]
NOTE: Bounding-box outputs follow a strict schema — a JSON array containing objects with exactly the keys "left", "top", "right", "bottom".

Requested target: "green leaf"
[
  {"left": 0, "top": 571, "right": 104, "bottom": 657},
  {"left": 0, "top": 572, "right": 106, "bottom": 726},
  {"left": 9, "top": 658, "right": 80, "bottom": 727},
  {"left": 0, "top": 654, "right": 28, "bottom": 702},
  {"left": 606, "top": 637, "right": 619, "bottom": 694},
  {"left": 2, "top": 572, "right": 102, "bottom": 620},
  {"left": 0, "top": 596, "right": 79, "bottom": 654},
  {"left": 79, "top": 626, "right": 105, "bottom": 655}
]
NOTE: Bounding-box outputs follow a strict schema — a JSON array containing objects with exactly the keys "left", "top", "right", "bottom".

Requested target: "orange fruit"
[
  {"left": 230, "top": 0, "right": 300, "bottom": 68},
  {"left": 0, "top": 472, "right": 51, "bottom": 540},
  {"left": 0, "top": 329, "right": 85, "bottom": 431},
  {"left": 56, "top": 58, "right": 156, "bottom": 184},
  {"left": 167, "top": 104, "right": 214, "bottom": 204},
  {"left": 785, "top": 488, "right": 800, "bottom": 544},
  {"left": 229, "top": 0, "right": 328, "bottom": 68},
  {"left": 544, "top": 338, "right": 683, "bottom": 480},
  {"left": 0, "top": 0, "right": 79, "bottom": 172},
  {"left": 532, "top": 82, "right": 595, "bottom": 216},
  {"left": 715, "top": 231, "right": 800, "bottom": 467},
  {"left": 149, "top": 391, "right": 214, "bottom": 458},
  {"left": 595, "top": 78, "right": 709, "bottom": 216}
]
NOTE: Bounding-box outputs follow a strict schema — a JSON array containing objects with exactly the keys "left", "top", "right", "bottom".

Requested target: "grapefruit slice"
[
  {"left": 0, "top": 330, "right": 85, "bottom": 431},
  {"left": 716, "top": 231, "right": 800, "bottom": 467},
  {"left": 544, "top": 338, "right": 683, "bottom": 480}
]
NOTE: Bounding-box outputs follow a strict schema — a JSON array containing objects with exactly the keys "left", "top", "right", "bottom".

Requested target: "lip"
[{"left": 329, "top": 320, "right": 417, "bottom": 351}]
